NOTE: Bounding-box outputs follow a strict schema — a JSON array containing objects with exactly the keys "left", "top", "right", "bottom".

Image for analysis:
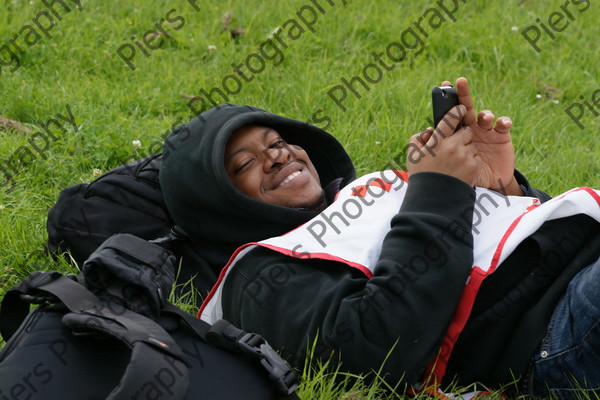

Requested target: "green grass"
[{"left": 1, "top": 0, "right": 599, "bottom": 398}]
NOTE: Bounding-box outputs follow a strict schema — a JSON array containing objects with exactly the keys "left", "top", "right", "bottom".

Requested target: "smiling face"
[{"left": 225, "top": 125, "right": 326, "bottom": 211}]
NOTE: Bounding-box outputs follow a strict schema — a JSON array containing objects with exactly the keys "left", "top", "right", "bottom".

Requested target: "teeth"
[{"left": 280, "top": 171, "right": 301, "bottom": 186}]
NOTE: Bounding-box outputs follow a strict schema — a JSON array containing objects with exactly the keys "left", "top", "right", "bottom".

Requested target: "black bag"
[
  {"left": 45, "top": 154, "right": 219, "bottom": 298},
  {"left": 0, "top": 234, "right": 299, "bottom": 400},
  {"left": 46, "top": 154, "right": 173, "bottom": 266}
]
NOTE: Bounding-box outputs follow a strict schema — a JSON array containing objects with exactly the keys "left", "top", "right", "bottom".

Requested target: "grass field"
[{"left": 1, "top": 0, "right": 599, "bottom": 398}]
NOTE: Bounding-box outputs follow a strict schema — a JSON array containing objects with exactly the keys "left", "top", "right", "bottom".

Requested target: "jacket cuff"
[
  {"left": 401, "top": 172, "right": 476, "bottom": 219},
  {"left": 514, "top": 169, "right": 552, "bottom": 202}
]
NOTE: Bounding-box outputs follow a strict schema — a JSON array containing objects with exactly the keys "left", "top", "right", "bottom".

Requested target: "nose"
[{"left": 263, "top": 145, "right": 292, "bottom": 171}]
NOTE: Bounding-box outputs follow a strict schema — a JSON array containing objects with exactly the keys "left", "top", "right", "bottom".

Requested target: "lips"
[
  {"left": 279, "top": 170, "right": 302, "bottom": 187},
  {"left": 269, "top": 162, "right": 304, "bottom": 190}
]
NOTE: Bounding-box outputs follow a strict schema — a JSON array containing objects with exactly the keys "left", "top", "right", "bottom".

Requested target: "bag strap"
[
  {"left": 163, "top": 304, "right": 301, "bottom": 399},
  {"left": 149, "top": 226, "right": 188, "bottom": 248},
  {"left": 0, "top": 271, "right": 190, "bottom": 399},
  {"left": 0, "top": 271, "right": 79, "bottom": 340}
]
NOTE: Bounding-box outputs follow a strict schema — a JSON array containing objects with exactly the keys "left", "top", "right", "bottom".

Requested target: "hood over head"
[{"left": 160, "top": 104, "right": 356, "bottom": 270}]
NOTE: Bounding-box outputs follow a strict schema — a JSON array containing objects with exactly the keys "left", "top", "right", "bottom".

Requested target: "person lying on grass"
[{"left": 159, "top": 77, "right": 600, "bottom": 398}]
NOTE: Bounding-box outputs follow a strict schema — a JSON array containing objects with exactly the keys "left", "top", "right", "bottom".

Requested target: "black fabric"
[
  {"left": 0, "top": 304, "right": 285, "bottom": 400},
  {"left": 514, "top": 169, "right": 552, "bottom": 202},
  {"left": 0, "top": 273, "right": 191, "bottom": 400},
  {"left": 0, "top": 234, "right": 300, "bottom": 400},
  {"left": 45, "top": 154, "right": 218, "bottom": 299},
  {"left": 0, "top": 306, "right": 131, "bottom": 400},
  {"left": 222, "top": 172, "right": 478, "bottom": 387},
  {"left": 219, "top": 170, "right": 600, "bottom": 391},
  {"left": 444, "top": 215, "right": 600, "bottom": 389},
  {"left": 46, "top": 105, "right": 356, "bottom": 300},
  {"left": 79, "top": 234, "right": 176, "bottom": 318},
  {"left": 47, "top": 154, "right": 172, "bottom": 264},
  {"left": 163, "top": 304, "right": 300, "bottom": 396},
  {"left": 160, "top": 103, "right": 356, "bottom": 272}
]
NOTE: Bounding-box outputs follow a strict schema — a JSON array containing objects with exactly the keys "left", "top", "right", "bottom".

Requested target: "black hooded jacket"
[
  {"left": 160, "top": 104, "right": 355, "bottom": 283},
  {"left": 161, "top": 104, "right": 600, "bottom": 391}
]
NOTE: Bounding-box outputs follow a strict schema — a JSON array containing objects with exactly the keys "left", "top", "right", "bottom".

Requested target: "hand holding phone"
[{"left": 432, "top": 85, "right": 461, "bottom": 132}]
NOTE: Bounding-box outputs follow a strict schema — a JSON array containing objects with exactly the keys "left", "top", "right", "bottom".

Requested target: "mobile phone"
[{"left": 432, "top": 85, "right": 461, "bottom": 131}]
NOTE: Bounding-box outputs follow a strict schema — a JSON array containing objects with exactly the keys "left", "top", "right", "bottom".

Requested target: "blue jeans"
[{"left": 529, "top": 256, "right": 600, "bottom": 399}]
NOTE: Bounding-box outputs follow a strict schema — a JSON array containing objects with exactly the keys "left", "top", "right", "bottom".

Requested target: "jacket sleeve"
[
  {"left": 514, "top": 169, "right": 552, "bottom": 202},
  {"left": 222, "top": 172, "right": 476, "bottom": 385}
]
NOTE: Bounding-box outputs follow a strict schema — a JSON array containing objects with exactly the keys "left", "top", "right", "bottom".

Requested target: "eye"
[
  {"left": 234, "top": 158, "right": 254, "bottom": 173},
  {"left": 268, "top": 138, "right": 285, "bottom": 149}
]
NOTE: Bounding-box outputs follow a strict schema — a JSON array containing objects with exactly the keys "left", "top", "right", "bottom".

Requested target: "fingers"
[
  {"left": 436, "top": 105, "right": 466, "bottom": 138},
  {"left": 410, "top": 127, "right": 437, "bottom": 158},
  {"left": 408, "top": 120, "right": 479, "bottom": 186},
  {"left": 419, "top": 127, "right": 433, "bottom": 146},
  {"left": 410, "top": 127, "right": 433, "bottom": 148},
  {"left": 455, "top": 125, "right": 474, "bottom": 146},
  {"left": 477, "top": 110, "right": 495, "bottom": 130},
  {"left": 493, "top": 116, "right": 512, "bottom": 133},
  {"left": 455, "top": 77, "right": 477, "bottom": 126},
  {"left": 439, "top": 78, "right": 514, "bottom": 142}
]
